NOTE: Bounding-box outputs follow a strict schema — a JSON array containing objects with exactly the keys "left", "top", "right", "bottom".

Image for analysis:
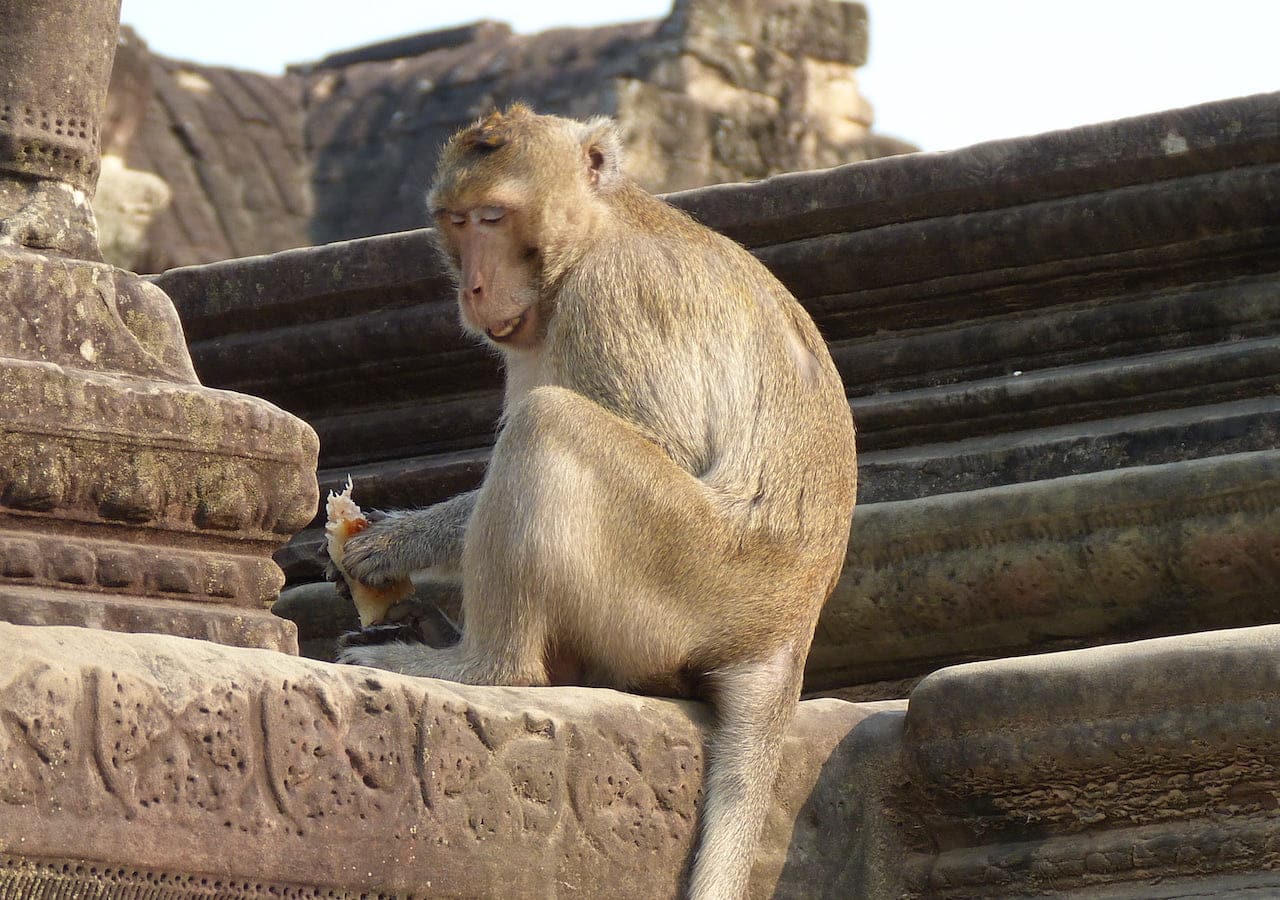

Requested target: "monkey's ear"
[{"left": 579, "top": 117, "right": 623, "bottom": 192}]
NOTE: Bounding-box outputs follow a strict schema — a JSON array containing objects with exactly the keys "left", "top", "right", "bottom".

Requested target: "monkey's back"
[{"left": 548, "top": 184, "right": 857, "bottom": 622}]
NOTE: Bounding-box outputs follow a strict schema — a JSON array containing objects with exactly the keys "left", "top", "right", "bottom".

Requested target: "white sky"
[{"left": 118, "top": 0, "right": 1279, "bottom": 152}]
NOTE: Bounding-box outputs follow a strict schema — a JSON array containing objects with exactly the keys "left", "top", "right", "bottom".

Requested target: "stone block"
[
  {"left": 0, "top": 622, "right": 905, "bottom": 898},
  {"left": 900, "top": 625, "right": 1280, "bottom": 897}
]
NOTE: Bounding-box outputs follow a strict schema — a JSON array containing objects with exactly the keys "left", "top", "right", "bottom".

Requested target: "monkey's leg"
[
  {"left": 342, "top": 386, "right": 809, "bottom": 895},
  {"left": 343, "top": 384, "right": 734, "bottom": 685}
]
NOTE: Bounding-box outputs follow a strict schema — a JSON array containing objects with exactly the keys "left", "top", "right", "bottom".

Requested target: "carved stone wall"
[
  {"left": 0, "top": 622, "right": 903, "bottom": 899},
  {"left": 152, "top": 91, "right": 1280, "bottom": 684},
  {"left": 103, "top": 0, "right": 912, "bottom": 272}
]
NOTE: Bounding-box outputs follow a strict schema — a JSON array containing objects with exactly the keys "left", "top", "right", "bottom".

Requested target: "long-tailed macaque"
[{"left": 333, "top": 104, "right": 857, "bottom": 900}]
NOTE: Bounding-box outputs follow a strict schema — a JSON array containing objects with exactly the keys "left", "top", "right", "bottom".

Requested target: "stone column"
[{"left": 0, "top": 0, "right": 319, "bottom": 651}]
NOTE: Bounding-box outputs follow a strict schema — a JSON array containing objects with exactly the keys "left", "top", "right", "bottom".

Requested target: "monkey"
[{"left": 332, "top": 104, "right": 857, "bottom": 900}]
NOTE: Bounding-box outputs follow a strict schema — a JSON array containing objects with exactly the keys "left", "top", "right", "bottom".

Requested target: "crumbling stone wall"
[{"left": 105, "top": 0, "right": 912, "bottom": 272}]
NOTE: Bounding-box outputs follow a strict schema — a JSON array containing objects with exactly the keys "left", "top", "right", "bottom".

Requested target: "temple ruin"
[
  {"left": 2, "top": 0, "right": 1279, "bottom": 897},
  {"left": 98, "top": 2, "right": 913, "bottom": 274}
]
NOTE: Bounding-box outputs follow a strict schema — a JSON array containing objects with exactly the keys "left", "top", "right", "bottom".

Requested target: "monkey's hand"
[
  {"left": 318, "top": 508, "right": 390, "bottom": 599},
  {"left": 332, "top": 511, "right": 415, "bottom": 589}
]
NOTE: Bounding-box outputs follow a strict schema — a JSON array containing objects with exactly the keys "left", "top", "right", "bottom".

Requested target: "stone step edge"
[
  {"left": 859, "top": 395, "right": 1280, "bottom": 501},
  {"left": 903, "top": 815, "right": 1280, "bottom": 899},
  {"left": 849, "top": 447, "right": 1279, "bottom": 558},
  {"left": 905, "top": 623, "right": 1280, "bottom": 795},
  {"left": 298, "top": 330, "right": 1279, "bottom": 464},
  {"left": 309, "top": 396, "right": 1280, "bottom": 511}
]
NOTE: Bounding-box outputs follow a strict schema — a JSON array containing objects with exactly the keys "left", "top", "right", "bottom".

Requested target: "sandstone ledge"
[
  {"left": 0, "top": 623, "right": 904, "bottom": 899},
  {"left": 902, "top": 625, "right": 1280, "bottom": 898}
]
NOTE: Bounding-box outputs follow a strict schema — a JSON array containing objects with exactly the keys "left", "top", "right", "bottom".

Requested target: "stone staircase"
[{"left": 155, "top": 91, "right": 1280, "bottom": 696}]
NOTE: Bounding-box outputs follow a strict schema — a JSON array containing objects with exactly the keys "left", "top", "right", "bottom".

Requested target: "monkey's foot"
[
  {"left": 336, "top": 623, "right": 422, "bottom": 651},
  {"left": 335, "top": 640, "right": 442, "bottom": 676}
]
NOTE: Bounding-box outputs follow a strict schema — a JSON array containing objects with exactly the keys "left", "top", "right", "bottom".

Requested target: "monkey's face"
[
  {"left": 434, "top": 202, "right": 544, "bottom": 350},
  {"left": 429, "top": 105, "right": 624, "bottom": 351}
]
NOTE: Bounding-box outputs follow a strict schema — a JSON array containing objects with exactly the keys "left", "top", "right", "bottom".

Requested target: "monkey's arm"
[{"left": 334, "top": 489, "right": 478, "bottom": 588}]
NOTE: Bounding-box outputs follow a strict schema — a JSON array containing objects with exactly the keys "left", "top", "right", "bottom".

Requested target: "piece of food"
[{"left": 325, "top": 477, "right": 413, "bottom": 626}]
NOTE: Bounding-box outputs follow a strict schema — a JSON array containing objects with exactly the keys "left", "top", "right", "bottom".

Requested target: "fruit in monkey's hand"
[{"left": 324, "top": 478, "right": 413, "bottom": 627}]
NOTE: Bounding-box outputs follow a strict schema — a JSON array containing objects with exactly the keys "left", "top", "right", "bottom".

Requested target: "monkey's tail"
[{"left": 687, "top": 647, "right": 802, "bottom": 900}]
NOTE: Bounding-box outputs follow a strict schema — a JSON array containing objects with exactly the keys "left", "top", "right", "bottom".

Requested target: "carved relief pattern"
[
  {"left": 0, "top": 101, "right": 98, "bottom": 184},
  {"left": 0, "top": 641, "right": 705, "bottom": 897},
  {"left": 0, "top": 359, "right": 319, "bottom": 541},
  {"left": 0, "top": 530, "right": 282, "bottom": 606}
]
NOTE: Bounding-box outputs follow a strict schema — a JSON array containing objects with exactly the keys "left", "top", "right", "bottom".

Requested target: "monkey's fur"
[{"left": 335, "top": 105, "right": 857, "bottom": 900}]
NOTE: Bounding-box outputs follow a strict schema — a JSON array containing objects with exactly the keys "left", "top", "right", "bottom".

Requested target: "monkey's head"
[{"left": 429, "top": 104, "right": 624, "bottom": 350}]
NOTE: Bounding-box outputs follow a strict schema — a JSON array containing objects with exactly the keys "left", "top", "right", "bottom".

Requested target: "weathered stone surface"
[
  {"left": 6, "top": 620, "right": 1280, "bottom": 897},
  {"left": 681, "top": 91, "right": 1280, "bottom": 249},
  {"left": 0, "top": 277, "right": 318, "bottom": 645},
  {"left": 0, "top": 0, "right": 319, "bottom": 650},
  {"left": 0, "top": 622, "right": 905, "bottom": 898},
  {"left": 95, "top": 153, "right": 172, "bottom": 270},
  {"left": 813, "top": 449, "right": 1280, "bottom": 689},
  {"left": 96, "top": 26, "right": 173, "bottom": 271},
  {"left": 0, "top": 0, "right": 113, "bottom": 193},
  {"left": 0, "top": 0, "right": 115, "bottom": 262},
  {"left": 99, "top": 25, "right": 312, "bottom": 274},
  {"left": 901, "top": 625, "right": 1280, "bottom": 897}
]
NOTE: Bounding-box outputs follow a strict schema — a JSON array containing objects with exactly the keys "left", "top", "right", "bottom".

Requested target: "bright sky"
[{"left": 118, "top": 0, "right": 1279, "bottom": 152}]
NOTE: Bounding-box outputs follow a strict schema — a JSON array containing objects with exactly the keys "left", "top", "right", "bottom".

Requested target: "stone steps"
[
  {"left": 813, "top": 447, "right": 1280, "bottom": 689},
  {"left": 860, "top": 395, "right": 1280, "bottom": 502},
  {"left": 153, "top": 91, "right": 1280, "bottom": 692}
]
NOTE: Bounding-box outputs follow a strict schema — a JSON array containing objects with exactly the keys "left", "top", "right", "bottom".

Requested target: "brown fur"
[{"left": 335, "top": 107, "right": 857, "bottom": 899}]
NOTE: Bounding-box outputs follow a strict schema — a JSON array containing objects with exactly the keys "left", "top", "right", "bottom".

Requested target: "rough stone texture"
[
  {"left": 0, "top": 0, "right": 113, "bottom": 193},
  {"left": 95, "top": 25, "right": 173, "bottom": 270},
  {"left": 152, "top": 91, "right": 1280, "bottom": 685},
  {"left": 901, "top": 625, "right": 1280, "bottom": 897},
  {"left": 0, "top": 622, "right": 906, "bottom": 899},
  {"left": 103, "top": 0, "right": 912, "bottom": 271},
  {"left": 113, "top": 27, "right": 312, "bottom": 274},
  {"left": 812, "top": 450, "right": 1280, "bottom": 688},
  {"left": 0, "top": 0, "right": 319, "bottom": 651}
]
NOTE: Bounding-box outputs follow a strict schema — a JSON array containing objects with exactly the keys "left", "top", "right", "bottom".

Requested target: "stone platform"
[
  {"left": 152, "top": 91, "right": 1280, "bottom": 691},
  {"left": 4, "top": 620, "right": 1280, "bottom": 897}
]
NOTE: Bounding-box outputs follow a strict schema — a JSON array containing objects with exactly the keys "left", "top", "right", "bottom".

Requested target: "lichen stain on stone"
[
  {"left": 0, "top": 442, "right": 69, "bottom": 511},
  {"left": 193, "top": 464, "right": 253, "bottom": 531},
  {"left": 1160, "top": 131, "right": 1189, "bottom": 155},
  {"left": 92, "top": 452, "right": 165, "bottom": 523}
]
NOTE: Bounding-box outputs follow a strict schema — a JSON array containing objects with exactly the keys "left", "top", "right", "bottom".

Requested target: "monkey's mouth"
[{"left": 486, "top": 313, "right": 526, "bottom": 342}]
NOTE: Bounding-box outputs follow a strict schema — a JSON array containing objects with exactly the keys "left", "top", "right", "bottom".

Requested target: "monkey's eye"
[
  {"left": 477, "top": 206, "right": 506, "bottom": 224},
  {"left": 448, "top": 212, "right": 466, "bottom": 226}
]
